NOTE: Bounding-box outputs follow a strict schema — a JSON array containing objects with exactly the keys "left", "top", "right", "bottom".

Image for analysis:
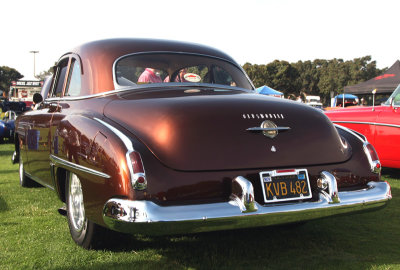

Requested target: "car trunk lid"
[{"left": 103, "top": 88, "right": 351, "bottom": 171}]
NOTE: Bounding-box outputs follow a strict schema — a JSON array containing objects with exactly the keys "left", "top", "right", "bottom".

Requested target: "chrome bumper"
[{"left": 103, "top": 173, "right": 391, "bottom": 235}]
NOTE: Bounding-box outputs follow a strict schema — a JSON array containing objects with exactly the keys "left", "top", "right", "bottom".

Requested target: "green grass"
[{"left": 0, "top": 143, "right": 399, "bottom": 270}]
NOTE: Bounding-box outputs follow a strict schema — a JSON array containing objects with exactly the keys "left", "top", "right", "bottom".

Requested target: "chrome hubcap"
[
  {"left": 68, "top": 173, "right": 85, "bottom": 232},
  {"left": 19, "top": 160, "right": 23, "bottom": 184}
]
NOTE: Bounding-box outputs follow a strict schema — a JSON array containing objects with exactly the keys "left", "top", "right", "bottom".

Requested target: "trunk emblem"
[
  {"left": 271, "top": 146, "right": 277, "bottom": 152},
  {"left": 246, "top": 121, "right": 290, "bottom": 139},
  {"left": 261, "top": 120, "right": 278, "bottom": 138}
]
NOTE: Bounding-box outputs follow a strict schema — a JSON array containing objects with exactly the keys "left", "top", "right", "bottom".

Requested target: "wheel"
[
  {"left": 66, "top": 172, "right": 109, "bottom": 249},
  {"left": 19, "top": 157, "right": 36, "bottom": 187}
]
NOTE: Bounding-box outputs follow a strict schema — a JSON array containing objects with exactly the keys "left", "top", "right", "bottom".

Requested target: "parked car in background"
[
  {"left": 0, "top": 110, "right": 16, "bottom": 143},
  {"left": 14, "top": 38, "right": 391, "bottom": 249},
  {"left": 325, "top": 83, "right": 400, "bottom": 169},
  {"left": 326, "top": 94, "right": 359, "bottom": 110},
  {"left": 0, "top": 100, "right": 27, "bottom": 114},
  {"left": 305, "top": 95, "right": 323, "bottom": 109}
]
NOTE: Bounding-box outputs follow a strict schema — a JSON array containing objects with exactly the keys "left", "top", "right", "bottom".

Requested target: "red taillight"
[
  {"left": 128, "top": 151, "right": 147, "bottom": 190},
  {"left": 363, "top": 142, "right": 381, "bottom": 174},
  {"left": 365, "top": 143, "right": 379, "bottom": 161},
  {"left": 129, "top": 151, "right": 144, "bottom": 173}
]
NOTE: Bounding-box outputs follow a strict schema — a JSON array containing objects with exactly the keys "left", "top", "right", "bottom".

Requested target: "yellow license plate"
[{"left": 259, "top": 169, "right": 312, "bottom": 203}]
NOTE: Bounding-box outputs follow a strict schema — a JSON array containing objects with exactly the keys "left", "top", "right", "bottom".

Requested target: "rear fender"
[{"left": 50, "top": 115, "right": 136, "bottom": 225}]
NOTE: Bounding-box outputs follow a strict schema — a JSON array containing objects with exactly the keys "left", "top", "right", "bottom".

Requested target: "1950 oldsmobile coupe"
[{"left": 14, "top": 39, "right": 391, "bottom": 249}]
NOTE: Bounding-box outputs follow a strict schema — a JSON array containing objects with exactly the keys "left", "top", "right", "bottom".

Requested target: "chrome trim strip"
[
  {"left": 103, "top": 180, "right": 391, "bottom": 235},
  {"left": 49, "top": 154, "right": 111, "bottom": 179},
  {"left": 93, "top": 118, "right": 146, "bottom": 189},
  {"left": 334, "top": 124, "right": 380, "bottom": 173},
  {"left": 94, "top": 118, "right": 134, "bottom": 151},
  {"left": 247, "top": 127, "right": 291, "bottom": 132},
  {"left": 333, "top": 121, "right": 400, "bottom": 129},
  {"left": 334, "top": 124, "right": 367, "bottom": 143}
]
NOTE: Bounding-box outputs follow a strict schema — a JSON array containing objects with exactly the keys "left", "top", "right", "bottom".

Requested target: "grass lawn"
[{"left": 0, "top": 143, "right": 399, "bottom": 270}]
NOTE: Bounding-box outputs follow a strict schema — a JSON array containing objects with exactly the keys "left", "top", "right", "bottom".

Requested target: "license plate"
[{"left": 259, "top": 169, "right": 312, "bottom": 203}]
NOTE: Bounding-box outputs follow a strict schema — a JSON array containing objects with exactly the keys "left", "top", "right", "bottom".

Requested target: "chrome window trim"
[
  {"left": 50, "top": 154, "right": 111, "bottom": 179},
  {"left": 112, "top": 51, "right": 255, "bottom": 90},
  {"left": 45, "top": 90, "right": 120, "bottom": 102},
  {"left": 333, "top": 120, "right": 400, "bottom": 129},
  {"left": 44, "top": 84, "right": 254, "bottom": 103}
]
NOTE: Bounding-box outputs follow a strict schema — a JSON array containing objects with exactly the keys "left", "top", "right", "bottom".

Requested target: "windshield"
[
  {"left": 115, "top": 53, "right": 253, "bottom": 90},
  {"left": 384, "top": 83, "right": 400, "bottom": 106}
]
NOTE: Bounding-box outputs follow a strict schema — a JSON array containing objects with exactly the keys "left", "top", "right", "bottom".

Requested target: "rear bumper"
[{"left": 103, "top": 174, "right": 391, "bottom": 235}]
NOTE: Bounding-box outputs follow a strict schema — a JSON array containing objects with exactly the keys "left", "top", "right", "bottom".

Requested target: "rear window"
[{"left": 115, "top": 53, "right": 253, "bottom": 90}]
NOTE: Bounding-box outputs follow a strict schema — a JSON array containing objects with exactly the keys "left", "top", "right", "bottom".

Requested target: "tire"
[
  {"left": 19, "top": 157, "right": 36, "bottom": 187},
  {"left": 66, "top": 171, "right": 109, "bottom": 249}
]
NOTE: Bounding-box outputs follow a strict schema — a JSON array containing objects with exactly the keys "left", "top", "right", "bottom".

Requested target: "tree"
[
  {"left": 242, "top": 56, "right": 386, "bottom": 105},
  {"left": 35, "top": 65, "right": 55, "bottom": 80},
  {"left": 266, "top": 60, "right": 300, "bottom": 96},
  {"left": 0, "top": 66, "right": 23, "bottom": 95}
]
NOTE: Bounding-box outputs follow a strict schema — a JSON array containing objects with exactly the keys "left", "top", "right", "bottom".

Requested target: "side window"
[
  {"left": 65, "top": 59, "right": 82, "bottom": 97},
  {"left": 212, "top": 65, "right": 236, "bottom": 86},
  {"left": 393, "top": 93, "right": 400, "bottom": 106},
  {"left": 52, "top": 58, "right": 69, "bottom": 97}
]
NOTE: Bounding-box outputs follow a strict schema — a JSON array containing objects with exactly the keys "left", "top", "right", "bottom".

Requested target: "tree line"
[
  {"left": 243, "top": 56, "right": 386, "bottom": 104},
  {"left": 0, "top": 66, "right": 23, "bottom": 96},
  {"left": 1, "top": 56, "right": 386, "bottom": 104}
]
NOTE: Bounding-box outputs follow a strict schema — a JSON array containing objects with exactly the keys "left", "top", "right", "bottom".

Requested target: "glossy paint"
[
  {"left": 15, "top": 38, "right": 384, "bottom": 229},
  {"left": 325, "top": 105, "right": 400, "bottom": 168}
]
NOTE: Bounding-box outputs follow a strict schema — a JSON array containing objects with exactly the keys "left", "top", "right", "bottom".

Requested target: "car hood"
[{"left": 104, "top": 88, "right": 351, "bottom": 171}]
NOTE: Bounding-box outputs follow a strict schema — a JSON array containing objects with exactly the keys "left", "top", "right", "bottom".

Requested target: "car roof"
[{"left": 61, "top": 38, "right": 239, "bottom": 96}]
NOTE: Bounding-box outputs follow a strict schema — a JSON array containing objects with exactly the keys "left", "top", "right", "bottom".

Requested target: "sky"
[{"left": 1, "top": 0, "right": 399, "bottom": 80}]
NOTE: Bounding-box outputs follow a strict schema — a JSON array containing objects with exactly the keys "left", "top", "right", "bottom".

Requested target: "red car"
[
  {"left": 13, "top": 39, "right": 391, "bottom": 249},
  {"left": 325, "top": 84, "right": 400, "bottom": 168}
]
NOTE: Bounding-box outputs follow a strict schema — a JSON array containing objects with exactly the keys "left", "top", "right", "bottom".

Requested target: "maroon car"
[{"left": 14, "top": 39, "right": 391, "bottom": 249}]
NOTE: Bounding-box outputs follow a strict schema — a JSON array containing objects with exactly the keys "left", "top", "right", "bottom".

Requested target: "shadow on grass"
[
  {"left": 43, "top": 182, "right": 399, "bottom": 270},
  {"left": 382, "top": 167, "right": 400, "bottom": 179},
  {"left": 0, "top": 149, "right": 13, "bottom": 157},
  {"left": 0, "top": 195, "right": 9, "bottom": 212},
  {"left": 0, "top": 170, "right": 19, "bottom": 174},
  {"left": 51, "top": 216, "right": 400, "bottom": 269},
  {"left": 55, "top": 194, "right": 399, "bottom": 270}
]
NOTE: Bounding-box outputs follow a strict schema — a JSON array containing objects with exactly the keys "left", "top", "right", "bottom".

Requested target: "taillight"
[
  {"left": 363, "top": 142, "right": 381, "bottom": 174},
  {"left": 127, "top": 151, "right": 147, "bottom": 190}
]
